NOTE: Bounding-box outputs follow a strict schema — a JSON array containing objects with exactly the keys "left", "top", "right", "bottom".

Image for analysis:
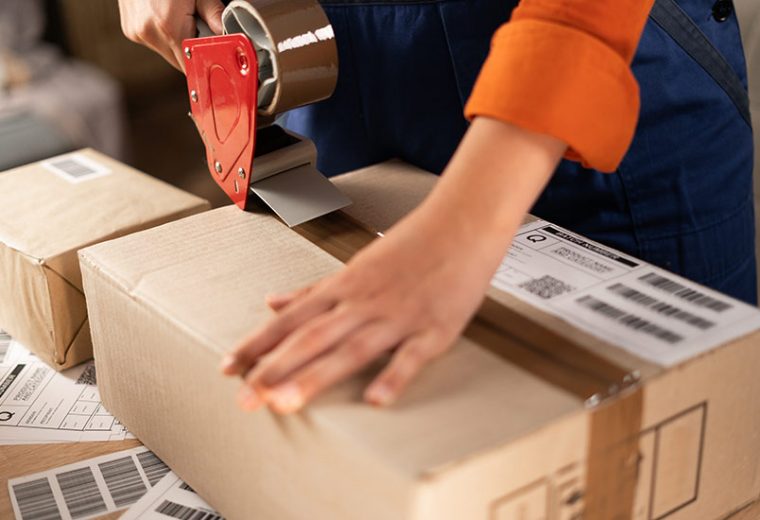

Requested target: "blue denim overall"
[{"left": 283, "top": 0, "right": 757, "bottom": 304}]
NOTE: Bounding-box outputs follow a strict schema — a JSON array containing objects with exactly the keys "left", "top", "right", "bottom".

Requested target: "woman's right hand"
[{"left": 118, "top": 0, "right": 225, "bottom": 72}]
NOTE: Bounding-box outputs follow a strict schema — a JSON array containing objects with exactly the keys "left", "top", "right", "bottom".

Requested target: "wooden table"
[
  {"left": 3, "top": 440, "right": 760, "bottom": 520},
  {"left": 0, "top": 440, "right": 142, "bottom": 519}
]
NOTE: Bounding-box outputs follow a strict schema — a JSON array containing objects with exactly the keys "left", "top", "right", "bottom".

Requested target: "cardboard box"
[
  {"left": 80, "top": 161, "right": 760, "bottom": 519},
  {"left": 0, "top": 149, "right": 209, "bottom": 370}
]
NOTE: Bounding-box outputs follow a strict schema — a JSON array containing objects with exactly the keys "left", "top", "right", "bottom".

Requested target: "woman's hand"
[
  {"left": 118, "top": 0, "right": 225, "bottom": 72},
  {"left": 221, "top": 118, "right": 567, "bottom": 413}
]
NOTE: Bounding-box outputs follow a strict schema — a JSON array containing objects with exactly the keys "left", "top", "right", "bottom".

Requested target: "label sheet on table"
[
  {"left": 491, "top": 220, "right": 760, "bottom": 366},
  {"left": 8, "top": 446, "right": 170, "bottom": 520},
  {"left": 122, "top": 471, "right": 223, "bottom": 520},
  {"left": 0, "top": 339, "right": 132, "bottom": 444}
]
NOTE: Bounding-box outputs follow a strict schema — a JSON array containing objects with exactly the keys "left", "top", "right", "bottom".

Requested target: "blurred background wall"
[
  {"left": 0, "top": 0, "right": 228, "bottom": 206},
  {"left": 735, "top": 0, "right": 760, "bottom": 299}
]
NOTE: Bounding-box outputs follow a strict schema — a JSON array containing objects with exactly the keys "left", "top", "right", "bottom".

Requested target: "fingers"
[
  {"left": 242, "top": 305, "right": 368, "bottom": 390},
  {"left": 220, "top": 291, "right": 337, "bottom": 376},
  {"left": 364, "top": 333, "right": 446, "bottom": 407},
  {"left": 196, "top": 0, "right": 225, "bottom": 35},
  {"left": 266, "top": 285, "right": 314, "bottom": 312},
  {"left": 263, "top": 321, "right": 402, "bottom": 414},
  {"left": 118, "top": 0, "right": 196, "bottom": 72}
]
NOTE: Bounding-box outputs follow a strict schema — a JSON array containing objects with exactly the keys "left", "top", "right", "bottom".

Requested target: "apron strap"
[{"left": 650, "top": 0, "right": 752, "bottom": 128}]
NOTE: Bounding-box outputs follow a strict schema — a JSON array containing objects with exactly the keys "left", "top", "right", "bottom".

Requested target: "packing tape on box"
[
  {"left": 293, "top": 211, "right": 643, "bottom": 518},
  {"left": 222, "top": 0, "right": 338, "bottom": 117}
]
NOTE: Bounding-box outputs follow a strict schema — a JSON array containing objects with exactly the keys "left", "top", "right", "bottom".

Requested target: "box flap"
[{"left": 0, "top": 149, "right": 209, "bottom": 291}]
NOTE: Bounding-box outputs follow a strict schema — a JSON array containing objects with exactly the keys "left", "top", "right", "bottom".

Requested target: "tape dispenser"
[{"left": 183, "top": 0, "right": 350, "bottom": 227}]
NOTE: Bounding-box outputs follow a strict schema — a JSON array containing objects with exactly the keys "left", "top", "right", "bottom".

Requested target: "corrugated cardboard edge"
[
  {"left": 46, "top": 200, "right": 210, "bottom": 369},
  {"left": 78, "top": 243, "right": 228, "bottom": 359}
]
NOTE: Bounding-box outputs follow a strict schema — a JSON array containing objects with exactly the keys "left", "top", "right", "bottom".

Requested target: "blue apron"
[{"left": 283, "top": 0, "right": 757, "bottom": 304}]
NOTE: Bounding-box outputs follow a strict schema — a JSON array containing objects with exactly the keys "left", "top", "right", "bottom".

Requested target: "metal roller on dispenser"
[{"left": 183, "top": 0, "right": 349, "bottom": 226}]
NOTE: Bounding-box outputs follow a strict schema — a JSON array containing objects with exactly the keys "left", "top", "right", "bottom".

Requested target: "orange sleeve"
[{"left": 464, "top": 0, "right": 655, "bottom": 172}]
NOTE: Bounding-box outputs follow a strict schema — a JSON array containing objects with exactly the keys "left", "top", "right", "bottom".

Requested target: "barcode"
[
  {"left": 98, "top": 456, "right": 148, "bottom": 508},
  {"left": 179, "top": 481, "right": 196, "bottom": 493},
  {"left": 639, "top": 273, "right": 732, "bottom": 312},
  {"left": 156, "top": 500, "right": 223, "bottom": 520},
  {"left": 56, "top": 467, "right": 108, "bottom": 518},
  {"left": 12, "top": 478, "right": 62, "bottom": 520},
  {"left": 577, "top": 295, "right": 684, "bottom": 344},
  {"left": 75, "top": 363, "right": 97, "bottom": 385},
  {"left": 608, "top": 283, "right": 715, "bottom": 330},
  {"left": 520, "top": 275, "right": 574, "bottom": 299},
  {"left": 42, "top": 154, "right": 110, "bottom": 183},
  {"left": 137, "top": 450, "right": 171, "bottom": 487},
  {"left": 48, "top": 158, "right": 97, "bottom": 179}
]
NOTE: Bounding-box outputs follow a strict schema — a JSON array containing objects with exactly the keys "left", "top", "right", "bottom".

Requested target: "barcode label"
[
  {"left": 608, "top": 283, "right": 715, "bottom": 330},
  {"left": 519, "top": 275, "right": 574, "bottom": 300},
  {"left": 75, "top": 364, "right": 97, "bottom": 386},
  {"left": 56, "top": 467, "right": 108, "bottom": 518},
  {"left": 179, "top": 482, "right": 196, "bottom": 492},
  {"left": 493, "top": 219, "right": 760, "bottom": 366},
  {"left": 156, "top": 500, "right": 223, "bottom": 520},
  {"left": 577, "top": 295, "right": 683, "bottom": 344},
  {"left": 12, "top": 478, "right": 62, "bottom": 520},
  {"left": 9, "top": 447, "right": 167, "bottom": 520},
  {"left": 639, "top": 272, "right": 732, "bottom": 312},
  {"left": 138, "top": 450, "right": 171, "bottom": 487},
  {"left": 99, "top": 456, "right": 148, "bottom": 508},
  {"left": 42, "top": 154, "right": 111, "bottom": 184}
]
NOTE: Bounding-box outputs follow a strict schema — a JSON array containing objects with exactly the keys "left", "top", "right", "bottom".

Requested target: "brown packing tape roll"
[
  {"left": 293, "top": 211, "right": 643, "bottom": 518},
  {"left": 223, "top": 0, "right": 338, "bottom": 116}
]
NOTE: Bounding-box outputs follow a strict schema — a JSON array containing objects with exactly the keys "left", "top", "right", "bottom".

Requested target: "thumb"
[{"left": 196, "top": 0, "right": 225, "bottom": 35}]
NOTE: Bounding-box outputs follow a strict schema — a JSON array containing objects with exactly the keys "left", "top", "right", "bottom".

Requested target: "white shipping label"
[
  {"left": 122, "top": 472, "right": 223, "bottom": 520},
  {"left": 0, "top": 341, "right": 132, "bottom": 444},
  {"left": 8, "top": 447, "right": 170, "bottom": 520},
  {"left": 41, "top": 153, "right": 111, "bottom": 184},
  {"left": 491, "top": 220, "right": 760, "bottom": 366}
]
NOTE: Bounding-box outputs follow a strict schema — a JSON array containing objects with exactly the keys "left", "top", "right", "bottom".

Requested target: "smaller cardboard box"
[
  {"left": 0, "top": 149, "right": 209, "bottom": 370},
  {"left": 80, "top": 161, "right": 760, "bottom": 519}
]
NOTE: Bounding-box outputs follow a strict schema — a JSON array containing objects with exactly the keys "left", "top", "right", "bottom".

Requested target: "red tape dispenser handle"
[
  {"left": 182, "top": 0, "right": 349, "bottom": 226},
  {"left": 184, "top": 34, "right": 257, "bottom": 209}
]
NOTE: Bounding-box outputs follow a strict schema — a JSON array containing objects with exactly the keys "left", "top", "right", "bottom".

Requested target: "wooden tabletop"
[
  {"left": 0, "top": 439, "right": 142, "bottom": 520},
  {"left": 3, "top": 440, "right": 759, "bottom": 520}
]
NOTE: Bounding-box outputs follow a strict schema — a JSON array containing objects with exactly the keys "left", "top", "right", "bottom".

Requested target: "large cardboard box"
[
  {"left": 80, "top": 161, "right": 760, "bottom": 519},
  {"left": 0, "top": 149, "right": 209, "bottom": 370}
]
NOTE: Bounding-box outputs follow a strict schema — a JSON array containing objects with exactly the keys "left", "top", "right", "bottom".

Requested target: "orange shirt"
[{"left": 465, "top": 0, "right": 655, "bottom": 172}]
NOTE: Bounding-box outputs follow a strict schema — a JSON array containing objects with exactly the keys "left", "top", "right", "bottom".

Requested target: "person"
[{"left": 119, "top": 0, "right": 755, "bottom": 414}]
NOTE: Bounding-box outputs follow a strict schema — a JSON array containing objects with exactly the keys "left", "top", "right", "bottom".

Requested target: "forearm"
[{"left": 411, "top": 117, "right": 566, "bottom": 265}]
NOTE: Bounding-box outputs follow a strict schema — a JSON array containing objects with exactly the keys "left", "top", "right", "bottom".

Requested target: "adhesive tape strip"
[{"left": 222, "top": 0, "right": 338, "bottom": 117}]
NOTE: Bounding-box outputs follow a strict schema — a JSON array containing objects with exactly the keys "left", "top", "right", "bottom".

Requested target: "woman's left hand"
[
  {"left": 222, "top": 204, "right": 504, "bottom": 413},
  {"left": 221, "top": 118, "right": 566, "bottom": 414}
]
